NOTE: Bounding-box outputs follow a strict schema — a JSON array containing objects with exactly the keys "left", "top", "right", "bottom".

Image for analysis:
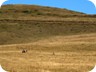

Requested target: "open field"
[
  {"left": 0, "top": 33, "right": 96, "bottom": 72},
  {"left": 0, "top": 5, "right": 96, "bottom": 72}
]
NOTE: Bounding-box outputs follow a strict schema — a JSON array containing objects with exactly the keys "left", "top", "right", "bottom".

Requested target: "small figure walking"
[{"left": 53, "top": 52, "right": 55, "bottom": 55}]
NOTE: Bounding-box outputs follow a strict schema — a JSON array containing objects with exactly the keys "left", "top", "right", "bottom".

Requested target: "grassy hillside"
[
  {"left": 0, "top": 4, "right": 85, "bottom": 19},
  {"left": 0, "top": 19, "right": 96, "bottom": 45},
  {"left": 0, "top": 5, "right": 96, "bottom": 72},
  {"left": 0, "top": 5, "right": 96, "bottom": 45}
]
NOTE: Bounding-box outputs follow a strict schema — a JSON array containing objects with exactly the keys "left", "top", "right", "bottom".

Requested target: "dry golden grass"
[
  {"left": 0, "top": 33, "right": 96, "bottom": 72},
  {"left": 0, "top": 4, "right": 96, "bottom": 72}
]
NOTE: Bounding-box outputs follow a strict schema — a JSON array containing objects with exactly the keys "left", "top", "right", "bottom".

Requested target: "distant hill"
[
  {"left": 0, "top": 5, "right": 96, "bottom": 45},
  {"left": 0, "top": 4, "right": 88, "bottom": 20},
  {"left": 0, "top": 4, "right": 96, "bottom": 20}
]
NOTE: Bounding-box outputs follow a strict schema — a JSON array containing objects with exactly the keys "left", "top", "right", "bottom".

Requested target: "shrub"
[{"left": 22, "top": 10, "right": 32, "bottom": 14}]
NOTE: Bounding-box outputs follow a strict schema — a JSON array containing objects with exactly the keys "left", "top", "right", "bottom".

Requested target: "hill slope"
[
  {"left": 0, "top": 4, "right": 85, "bottom": 20},
  {"left": 0, "top": 5, "right": 96, "bottom": 45}
]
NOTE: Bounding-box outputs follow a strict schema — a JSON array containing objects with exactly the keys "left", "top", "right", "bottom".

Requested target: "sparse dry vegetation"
[{"left": 0, "top": 5, "right": 96, "bottom": 72}]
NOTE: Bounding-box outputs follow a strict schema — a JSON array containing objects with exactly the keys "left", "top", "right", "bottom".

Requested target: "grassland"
[{"left": 0, "top": 5, "right": 96, "bottom": 72}]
